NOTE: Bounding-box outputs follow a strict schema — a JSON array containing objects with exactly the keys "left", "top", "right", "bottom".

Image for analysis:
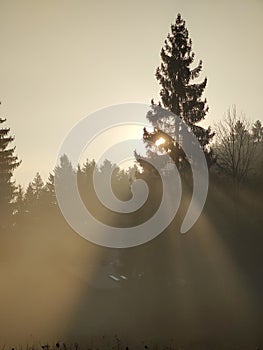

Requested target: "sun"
[{"left": 155, "top": 137, "right": 166, "bottom": 146}]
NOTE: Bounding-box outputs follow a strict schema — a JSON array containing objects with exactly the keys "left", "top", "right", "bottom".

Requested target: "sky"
[{"left": 0, "top": 0, "right": 262, "bottom": 187}]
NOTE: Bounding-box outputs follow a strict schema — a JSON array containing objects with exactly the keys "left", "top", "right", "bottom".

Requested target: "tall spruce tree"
[
  {"left": 0, "top": 115, "right": 21, "bottom": 228},
  {"left": 140, "top": 14, "right": 214, "bottom": 169}
]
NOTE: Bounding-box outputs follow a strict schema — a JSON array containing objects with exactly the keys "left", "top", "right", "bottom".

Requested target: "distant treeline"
[{"left": 0, "top": 111, "right": 262, "bottom": 234}]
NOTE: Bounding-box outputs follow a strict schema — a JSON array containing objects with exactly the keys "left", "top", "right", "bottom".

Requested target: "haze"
[{"left": 0, "top": 0, "right": 262, "bottom": 186}]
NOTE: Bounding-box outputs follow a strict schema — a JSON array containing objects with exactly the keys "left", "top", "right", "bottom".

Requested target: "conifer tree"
[
  {"left": 252, "top": 120, "right": 263, "bottom": 143},
  {"left": 43, "top": 173, "right": 56, "bottom": 208},
  {"left": 0, "top": 115, "right": 20, "bottom": 227},
  {"left": 30, "top": 172, "right": 44, "bottom": 199},
  {"left": 23, "top": 173, "right": 45, "bottom": 221},
  {"left": 140, "top": 14, "right": 214, "bottom": 168}
]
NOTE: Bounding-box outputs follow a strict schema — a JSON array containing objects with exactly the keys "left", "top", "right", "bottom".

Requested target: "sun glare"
[{"left": 155, "top": 137, "right": 165, "bottom": 146}]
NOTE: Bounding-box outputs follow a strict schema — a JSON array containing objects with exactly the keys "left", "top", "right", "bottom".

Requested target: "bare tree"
[{"left": 214, "top": 106, "right": 257, "bottom": 185}]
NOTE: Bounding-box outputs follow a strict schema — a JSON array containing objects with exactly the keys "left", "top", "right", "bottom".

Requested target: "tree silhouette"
[
  {"left": 42, "top": 172, "right": 56, "bottom": 209},
  {"left": 252, "top": 120, "right": 263, "bottom": 143},
  {"left": 23, "top": 172, "right": 46, "bottom": 222},
  {"left": 214, "top": 107, "right": 257, "bottom": 185},
  {"left": 143, "top": 13, "right": 214, "bottom": 168},
  {"left": 0, "top": 115, "right": 21, "bottom": 228}
]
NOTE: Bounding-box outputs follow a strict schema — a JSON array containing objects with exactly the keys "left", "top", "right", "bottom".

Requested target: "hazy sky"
[{"left": 0, "top": 0, "right": 262, "bottom": 186}]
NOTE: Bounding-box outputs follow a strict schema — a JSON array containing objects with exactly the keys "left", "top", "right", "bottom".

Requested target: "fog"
[{"left": 1, "top": 179, "right": 262, "bottom": 348}]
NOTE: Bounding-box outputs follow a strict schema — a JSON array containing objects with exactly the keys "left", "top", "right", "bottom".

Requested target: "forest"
[{"left": 0, "top": 12, "right": 263, "bottom": 350}]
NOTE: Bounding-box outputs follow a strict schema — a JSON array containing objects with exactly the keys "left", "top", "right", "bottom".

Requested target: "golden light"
[{"left": 155, "top": 137, "right": 166, "bottom": 146}]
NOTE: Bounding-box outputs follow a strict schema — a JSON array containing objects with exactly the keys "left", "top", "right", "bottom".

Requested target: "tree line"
[{"left": 0, "top": 13, "right": 262, "bottom": 233}]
